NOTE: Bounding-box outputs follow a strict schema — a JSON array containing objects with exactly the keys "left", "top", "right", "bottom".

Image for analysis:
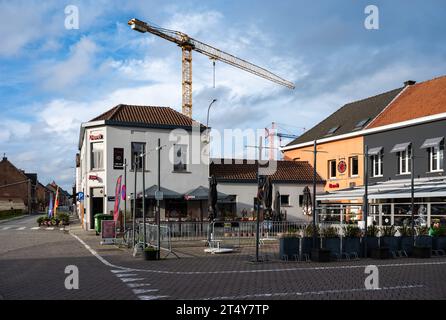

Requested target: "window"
[
  {"left": 371, "top": 151, "right": 383, "bottom": 177},
  {"left": 354, "top": 118, "right": 370, "bottom": 130},
  {"left": 328, "top": 160, "right": 337, "bottom": 179},
  {"left": 298, "top": 195, "right": 304, "bottom": 207},
  {"left": 325, "top": 126, "right": 340, "bottom": 136},
  {"left": 90, "top": 142, "right": 104, "bottom": 170},
  {"left": 131, "top": 142, "right": 146, "bottom": 170},
  {"left": 173, "top": 144, "right": 188, "bottom": 172},
  {"left": 398, "top": 146, "right": 412, "bottom": 174},
  {"left": 429, "top": 141, "right": 444, "bottom": 172},
  {"left": 280, "top": 195, "right": 290, "bottom": 206},
  {"left": 349, "top": 156, "right": 359, "bottom": 177}
]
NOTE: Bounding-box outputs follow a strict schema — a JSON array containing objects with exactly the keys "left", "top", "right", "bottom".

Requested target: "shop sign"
[
  {"left": 337, "top": 160, "right": 347, "bottom": 174},
  {"left": 89, "top": 133, "right": 104, "bottom": 141}
]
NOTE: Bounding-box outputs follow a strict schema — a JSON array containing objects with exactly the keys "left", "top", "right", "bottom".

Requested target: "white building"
[
  {"left": 76, "top": 104, "right": 325, "bottom": 229},
  {"left": 76, "top": 104, "right": 209, "bottom": 230},
  {"left": 210, "top": 159, "right": 325, "bottom": 222}
]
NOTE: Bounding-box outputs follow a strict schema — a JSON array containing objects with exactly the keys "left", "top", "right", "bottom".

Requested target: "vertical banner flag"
[
  {"left": 48, "top": 192, "right": 54, "bottom": 218},
  {"left": 53, "top": 186, "right": 59, "bottom": 217},
  {"left": 113, "top": 175, "right": 122, "bottom": 221},
  {"left": 121, "top": 185, "right": 126, "bottom": 201}
]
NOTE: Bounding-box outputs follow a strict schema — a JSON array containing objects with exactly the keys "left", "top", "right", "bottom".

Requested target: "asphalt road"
[{"left": 0, "top": 215, "right": 136, "bottom": 300}]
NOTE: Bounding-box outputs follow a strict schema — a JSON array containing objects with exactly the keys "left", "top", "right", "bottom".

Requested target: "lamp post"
[
  {"left": 363, "top": 145, "right": 369, "bottom": 258},
  {"left": 141, "top": 152, "right": 146, "bottom": 249},
  {"left": 132, "top": 157, "right": 138, "bottom": 247},
  {"left": 411, "top": 149, "right": 415, "bottom": 245},
  {"left": 206, "top": 99, "right": 217, "bottom": 128}
]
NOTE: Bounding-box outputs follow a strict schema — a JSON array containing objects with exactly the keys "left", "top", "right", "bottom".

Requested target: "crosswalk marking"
[
  {"left": 138, "top": 295, "right": 168, "bottom": 300},
  {"left": 31, "top": 227, "right": 40, "bottom": 230},
  {"left": 120, "top": 278, "right": 146, "bottom": 283},
  {"left": 2, "top": 227, "right": 11, "bottom": 230},
  {"left": 17, "top": 227, "right": 26, "bottom": 230},
  {"left": 132, "top": 288, "right": 159, "bottom": 295},
  {"left": 45, "top": 227, "right": 55, "bottom": 230},
  {"left": 0, "top": 226, "right": 67, "bottom": 231}
]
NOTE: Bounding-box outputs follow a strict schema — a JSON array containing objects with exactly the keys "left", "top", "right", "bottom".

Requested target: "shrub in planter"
[
  {"left": 57, "top": 213, "right": 70, "bottom": 226},
  {"left": 399, "top": 225, "right": 415, "bottom": 256},
  {"left": 37, "top": 216, "right": 45, "bottom": 226},
  {"left": 380, "top": 225, "right": 399, "bottom": 252},
  {"left": 143, "top": 246, "right": 160, "bottom": 260},
  {"left": 279, "top": 233, "right": 300, "bottom": 260},
  {"left": 301, "top": 225, "right": 320, "bottom": 256},
  {"left": 365, "top": 225, "right": 380, "bottom": 257},
  {"left": 342, "top": 225, "right": 362, "bottom": 255},
  {"left": 321, "top": 226, "right": 340, "bottom": 257},
  {"left": 433, "top": 227, "right": 446, "bottom": 250},
  {"left": 415, "top": 226, "right": 432, "bottom": 248}
]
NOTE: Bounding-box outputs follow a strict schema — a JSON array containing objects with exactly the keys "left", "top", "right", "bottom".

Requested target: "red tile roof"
[
  {"left": 367, "top": 75, "right": 446, "bottom": 128},
  {"left": 90, "top": 104, "right": 205, "bottom": 128},
  {"left": 210, "top": 159, "right": 324, "bottom": 183}
]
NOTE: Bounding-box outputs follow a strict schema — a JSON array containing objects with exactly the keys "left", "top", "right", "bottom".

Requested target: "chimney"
[
  {"left": 2, "top": 153, "right": 6, "bottom": 161},
  {"left": 404, "top": 80, "right": 416, "bottom": 86}
]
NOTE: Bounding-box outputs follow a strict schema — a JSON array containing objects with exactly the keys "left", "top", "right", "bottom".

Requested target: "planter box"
[
  {"left": 381, "top": 236, "right": 400, "bottom": 252},
  {"left": 311, "top": 248, "right": 331, "bottom": 262},
  {"left": 322, "top": 238, "right": 341, "bottom": 257},
  {"left": 433, "top": 236, "right": 446, "bottom": 251},
  {"left": 301, "top": 237, "right": 320, "bottom": 256},
  {"left": 343, "top": 237, "right": 361, "bottom": 255},
  {"left": 415, "top": 236, "right": 432, "bottom": 248},
  {"left": 413, "top": 246, "right": 431, "bottom": 259},
  {"left": 400, "top": 236, "right": 415, "bottom": 256},
  {"left": 143, "top": 250, "right": 159, "bottom": 261},
  {"left": 279, "top": 237, "right": 300, "bottom": 260},
  {"left": 365, "top": 237, "right": 379, "bottom": 257},
  {"left": 371, "top": 247, "right": 390, "bottom": 259}
]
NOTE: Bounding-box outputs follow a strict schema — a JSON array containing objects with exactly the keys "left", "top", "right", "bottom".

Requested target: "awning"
[
  {"left": 183, "top": 186, "right": 229, "bottom": 201},
  {"left": 367, "top": 147, "right": 383, "bottom": 156},
  {"left": 420, "top": 137, "right": 444, "bottom": 149},
  {"left": 137, "top": 185, "right": 183, "bottom": 199},
  {"left": 390, "top": 142, "right": 411, "bottom": 153}
]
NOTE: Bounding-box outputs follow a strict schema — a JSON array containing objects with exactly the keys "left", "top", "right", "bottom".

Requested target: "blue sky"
[{"left": 1, "top": 0, "right": 446, "bottom": 190}]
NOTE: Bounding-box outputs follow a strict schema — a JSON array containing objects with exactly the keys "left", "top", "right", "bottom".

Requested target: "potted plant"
[
  {"left": 321, "top": 226, "right": 340, "bottom": 258},
  {"left": 365, "top": 225, "right": 380, "bottom": 257},
  {"left": 415, "top": 226, "right": 432, "bottom": 247},
  {"left": 143, "top": 246, "right": 160, "bottom": 261},
  {"left": 433, "top": 226, "right": 446, "bottom": 251},
  {"left": 342, "top": 225, "right": 362, "bottom": 256},
  {"left": 301, "top": 225, "right": 320, "bottom": 258},
  {"left": 380, "top": 225, "right": 399, "bottom": 252},
  {"left": 37, "top": 216, "right": 45, "bottom": 226},
  {"left": 279, "top": 232, "right": 300, "bottom": 260},
  {"left": 399, "top": 225, "right": 415, "bottom": 256}
]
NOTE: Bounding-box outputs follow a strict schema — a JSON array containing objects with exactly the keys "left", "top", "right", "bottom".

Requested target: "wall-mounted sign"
[
  {"left": 89, "top": 133, "right": 104, "bottom": 141},
  {"left": 107, "top": 196, "right": 116, "bottom": 202},
  {"left": 337, "top": 160, "right": 347, "bottom": 174},
  {"left": 329, "top": 183, "right": 340, "bottom": 189},
  {"left": 113, "top": 148, "right": 124, "bottom": 169},
  {"left": 89, "top": 175, "right": 99, "bottom": 181}
]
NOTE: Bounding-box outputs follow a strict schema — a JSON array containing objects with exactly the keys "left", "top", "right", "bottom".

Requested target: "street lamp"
[{"left": 206, "top": 99, "right": 218, "bottom": 128}]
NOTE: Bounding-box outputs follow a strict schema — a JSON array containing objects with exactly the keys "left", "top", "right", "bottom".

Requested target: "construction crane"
[
  {"left": 128, "top": 18, "right": 295, "bottom": 118},
  {"left": 264, "top": 122, "right": 304, "bottom": 160}
]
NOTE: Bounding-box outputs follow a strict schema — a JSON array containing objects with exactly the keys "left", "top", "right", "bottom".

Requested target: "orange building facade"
[{"left": 283, "top": 136, "right": 365, "bottom": 192}]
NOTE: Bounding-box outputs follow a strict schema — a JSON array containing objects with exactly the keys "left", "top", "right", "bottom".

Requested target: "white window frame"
[
  {"left": 328, "top": 160, "right": 337, "bottom": 179},
  {"left": 371, "top": 152, "right": 383, "bottom": 177},
  {"left": 429, "top": 143, "right": 444, "bottom": 172},
  {"left": 398, "top": 147, "right": 411, "bottom": 175},
  {"left": 349, "top": 156, "right": 359, "bottom": 177},
  {"left": 90, "top": 142, "right": 104, "bottom": 171},
  {"left": 173, "top": 144, "right": 188, "bottom": 172}
]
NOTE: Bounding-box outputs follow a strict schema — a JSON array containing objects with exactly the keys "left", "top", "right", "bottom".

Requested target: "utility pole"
[
  {"left": 363, "top": 145, "right": 369, "bottom": 258},
  {"left": 123, "top": 158, "right": 127, "bottom": 231},
  {"left": 157, "top": 138, "right": 162, "bottom": 260},
  {"left": 411, "top": 149, "right": 415, "bottom": 245},
  {"left": 132, "top": 157, "right": 138, "bottom": 248},
  {"left": 312, "top": 140, "right": 317, "bottom": 250},
  {"left": 142, "top": 152, "right": 146, "bottom": 249},
  {"left": 256, "top": 137, "right": 263, "bottom": 262},
  {"left": 27, "top": 179, "right": 31, "bottom": 215}
]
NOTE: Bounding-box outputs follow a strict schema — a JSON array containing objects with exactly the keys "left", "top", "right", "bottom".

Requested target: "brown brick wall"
[{"left": 0, "top": 159, "right": 30, "bottom": 209}]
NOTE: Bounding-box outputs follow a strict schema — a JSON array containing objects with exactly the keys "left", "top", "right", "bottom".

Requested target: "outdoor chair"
[
  {"left": 397, "top": 250, "right": 408, "bottom": 258},
  {"left": 349, "top": 252, "right": 359, "bottom": 260},
  {"left": 432, "top": 249, "right": 445, "bottom": 257},
  {"left": 341, "top": 252, "right": 350, "bottom": 260}
]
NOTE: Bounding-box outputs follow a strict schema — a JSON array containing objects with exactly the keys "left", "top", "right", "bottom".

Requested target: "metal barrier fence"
[{"left": 139, "top": 223, "right": 172, "bottom": 253}]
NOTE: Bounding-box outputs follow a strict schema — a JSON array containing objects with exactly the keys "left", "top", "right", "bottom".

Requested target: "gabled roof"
[
  {"left": 210, "top": 159, "right": 324, "bottom": 184},
  {"left": 286, "top": 87, "right": 404, "bottom": 147},
  {"left": 367, "top": 75, "right": 446, "bottom": 128},
  {"left": 90, "top": 104, "right": 205, "bottom": 129}
]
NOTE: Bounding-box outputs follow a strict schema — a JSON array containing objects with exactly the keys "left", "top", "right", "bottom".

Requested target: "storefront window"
[
  {"left": 90, "top": 142, "right": 104, "bottom": 170},
  {"left": 431, "top": 203, "right": 446, "bottom": 226}
]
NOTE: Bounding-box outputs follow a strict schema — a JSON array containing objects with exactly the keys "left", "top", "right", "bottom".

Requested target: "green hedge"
[{"left": 0, "top": 209, "right": 24, "bottom": 219}]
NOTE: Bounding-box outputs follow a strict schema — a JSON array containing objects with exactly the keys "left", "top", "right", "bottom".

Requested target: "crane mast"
[{"left": 128, "top": 18, "right": 295, "bottom": 118}]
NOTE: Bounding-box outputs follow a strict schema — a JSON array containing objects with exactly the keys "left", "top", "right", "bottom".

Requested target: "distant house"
[
  {"left": 46, "top": 182, "right": 71, "bottom": 208},
  {"left": 0, "top": 155, "right": 35, "bottom": 213}
]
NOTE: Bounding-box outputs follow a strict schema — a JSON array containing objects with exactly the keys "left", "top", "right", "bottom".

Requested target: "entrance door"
[{"left": 90, "top": 188, "right": 104, "bottom": 229}]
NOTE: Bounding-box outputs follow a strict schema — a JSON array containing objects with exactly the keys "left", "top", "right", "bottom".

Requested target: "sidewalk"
[{"left": 0, "top": 214, "right": 30, "bottom": 224}]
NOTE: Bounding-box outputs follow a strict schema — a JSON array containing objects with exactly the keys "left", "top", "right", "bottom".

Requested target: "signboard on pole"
[{"left": 155, "top": 191, "right": 164, "bottom": 201}]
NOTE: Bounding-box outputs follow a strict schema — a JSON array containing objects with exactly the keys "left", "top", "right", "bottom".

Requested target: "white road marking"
[
  {"left": 201, "top": 285, "right": 425, "bottom": 300},
  {"left": 138, "top": 295, "right": 168, "bottom": 300},
  {"left": 120, "top": 278, "right": 146, "bottom": 283},
  {"left": 111, "top": 269, "right": 130, "bottom": 273},
  {"left": 16, "top": 227, "right": 26, "bottom": 230},
  {"left": 126, "top": 283, "right": 152, "bottom": 288},
  {"left": 132, "top": 288, "right": 159, "bottom": 295},
  {"left": 31, "top": 227, "right": 40, "bottom": 230},
  {"left": 115, "top": 273, "right": 138, "bottom": 278},
  {"left": 2, "top": 227, "right": 11, "bottom": 230}
]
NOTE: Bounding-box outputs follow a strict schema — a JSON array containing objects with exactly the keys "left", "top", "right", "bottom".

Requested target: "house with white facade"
[{"left": 76, "top": 104, "right": 210, "bottom": 230}]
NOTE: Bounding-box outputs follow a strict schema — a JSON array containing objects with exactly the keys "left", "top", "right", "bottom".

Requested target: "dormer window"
[
  {"left": 325, "top": 126, "right": 340, "bottom": 136},
  {"left": 354, "top": 118, "right": 370, "bottom": 130}
]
